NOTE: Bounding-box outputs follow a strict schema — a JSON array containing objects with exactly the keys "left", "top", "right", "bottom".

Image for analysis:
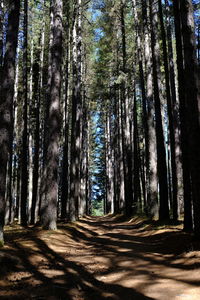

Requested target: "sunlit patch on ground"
[{"left": 0, "top": 215, "right": 200, "bottom": 299}]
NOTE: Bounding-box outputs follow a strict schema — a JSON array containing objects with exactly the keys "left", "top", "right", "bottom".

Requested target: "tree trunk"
[
  {"left": 40, "top": 2, "right": 54, "bottom": 213},
  {"left": 28, "top": 33, "right": 34, "bottom": 224},
  {"left": 40, "top": 0, "right": 63, "bottom": 230},
  {"left": 31, "top": 22, "right": 45, "bottom": 224},
  {"left": 158, "top": 0, "right": 178, "bottom": 221},
  {"left": 69, "top": 0, "right": 82, "bottom": 221},
  {"left": 173, "top": 0, "right": 193, "bottom": 231},
  {"left": 149, "top": 0, "right": 169, "bottom": 221},
  {"left": 133, "top": 87, "right": 141, "bottom": 211},
  {"left": 165, "top": 0, "right": 183, "bottom": 217},
  {"left": 180, "top": 0, "right": 200, "bottom": 237},
  {"left": 20, "top": 0, "right": 28, "bottom": 226},
  {"left": 120, "top": 1, "right": 133, "bottom": 216},
  {"left": 143, "top": 0, "right": 158, "bottom": 218},
  {"left": 61, "top": 20, "right": 70, "bottom": 220},
  {"left": 0, "top": 0, "right": 20, "bottom": 244},
  {"left": 132, "top": 0, "right": 148, "bottom": 211},
  {"left": 0, "top": 0, "right": 4, "bottom": 75}
]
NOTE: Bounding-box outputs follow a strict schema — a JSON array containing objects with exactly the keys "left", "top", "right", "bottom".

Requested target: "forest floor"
[{"left": 0, "top": 215, "right": 200, "bottom": 300}]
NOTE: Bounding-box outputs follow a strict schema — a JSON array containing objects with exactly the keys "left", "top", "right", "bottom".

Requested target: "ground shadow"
[{"left": 1, "top": 216, "right": 200, "bottom": 299}]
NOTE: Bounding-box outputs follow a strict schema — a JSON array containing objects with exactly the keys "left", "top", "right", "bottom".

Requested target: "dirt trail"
[{"left": 0, "top": 215, "right": 200, "bottom": 300}]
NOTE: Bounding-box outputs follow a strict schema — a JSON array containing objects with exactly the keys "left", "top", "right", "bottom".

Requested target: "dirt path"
[{"left": 0, "top": 215, "right": 200, "bottom": 300}]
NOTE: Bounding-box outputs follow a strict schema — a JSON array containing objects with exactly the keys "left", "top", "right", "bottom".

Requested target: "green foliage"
[
  {"left": 92, "top": 200, "right": 104, "bottom": 216},
  {"left": 0, "top": 240, "right": 4, "bottom": 248}
]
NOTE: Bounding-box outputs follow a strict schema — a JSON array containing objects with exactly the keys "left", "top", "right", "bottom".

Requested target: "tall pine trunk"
[
  {"left": 0, "top": 0, "right": 20, "bottom": 243},
  {"left": 120, "top": 1, "right": 133, "bottom": 216},
  {"left": 180, "top": 0, "right": 200, "bottom": 237},
  {"left": 20, "top": 0, "right": 28, "bottom": 226},
  {"left": 61, "top": 18, "right": 70, "bottom": 220},
  {"left": 69, "top": 0, "right": 82, "bottom": 221},
  {"left": 158, "top": 0, "right": 178, "bottom": 221},
  {"left": 149, "top": 0, "right": 169, "bottom": 221},
  {"left": 0, "top": 0, "right": 3, "bottom": 75},
  {"left": 143, "top": 0, "right": 158, "bottom": 218},
  {"left": 173, "top": 0, "right": 193, "bottom": 231},
  {"left": 40, "top": 0, "right": 63, "bottom": 230}
]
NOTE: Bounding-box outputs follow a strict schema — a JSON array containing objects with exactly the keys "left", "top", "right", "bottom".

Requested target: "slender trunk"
[
  {"left": 158, "top": 0, "right": 178, "bottom": 221},
  {"left": 143, "top": 0, "right": 158, "bottom": 218},
  {"left": 20, "top": 0, "right": 28, "bottom": 226},
  {"left": 118, "top": 88, "right": 125, "bottom": 212},
  {"left": 198, "top": 24, "right": 200, "bottom": 65},
  {"left": 0, "top": 0, "right": 3, "bottom": 75},
  {"left": 28, "top": 36, "right": 34, "bottom": 224},
  {"left": 69, "top": 0, "right": 82, "bottom": 221},
  {"left": 173, "top": 0, "right": 193, "bottom": 231},
  {"left": 149, "top": 0, "right": 169, "bottom": 221},
  {"left": 120, "top": 1, "right": 133, "bottom": 216},
  {"left": 133, "top": 88, "right": 140, "bottom": 211},
  {"left": 31, "top": 24, "right": 44, "bottom": 224},
  {"left": 113, "top": 86, "right": 120, "bottom": 213},
  {"left": 79, "top": 82, "right": 88, "bottom": 217},
  {"left": 61, "top": 23, "right": 70, "bottom": 220},
  {"left": 165, "top": 0, "right": 183, "bottom": 217},
  {"left": 133, "top": 0, "right": 148, "bottom": 211},
  {"left": 105, "top": 99, "right": 114, "bottom": 214}
]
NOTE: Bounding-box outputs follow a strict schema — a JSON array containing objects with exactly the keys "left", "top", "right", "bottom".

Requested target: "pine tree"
[
  {"left": 149, "top": 0, "right": 169, "bottom": 221},
  {"left": 0, "top": 0, "right": 20, "bottom": 243},
  {"left": 40, "top": 0, "right": 63, "bottom": 230}
]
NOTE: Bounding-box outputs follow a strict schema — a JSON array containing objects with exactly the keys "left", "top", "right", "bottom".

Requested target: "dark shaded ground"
[{"left": 0, "top": 215, "right": 200, "bottom": 300}]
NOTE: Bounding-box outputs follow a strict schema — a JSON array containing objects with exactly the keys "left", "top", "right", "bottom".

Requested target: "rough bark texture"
[
  {"left": 31, "top": 29, "right": 44, "bottom": 224},
  {"left": 20, "top": 0, "right": 28, "bottom": 226},
  {"left": 69, "top": 0, "right": 82, "bottom": 221},
  {"left": 149, "top": 0, "right": 169, "bottom": 221},
  {"left": 120, "top": 1, "right": 133, "bottom": 216},
  {"left": 143, "top": 0, "right": 158, "bottom": 218},
  {"left": 173, "top": 0, "right": 193, "bottom": 231},
  {"left": 158, "top": 0, "right": 178, "bottom": 221},
  {"left": 0, "top": 0, "right": 20, "bottom": 243},
  {"left": 61, "top": 19, "right": 70, "bottom": 220},
  {"left": 40, "top": 0, "right": 63, "bottom": 230}
]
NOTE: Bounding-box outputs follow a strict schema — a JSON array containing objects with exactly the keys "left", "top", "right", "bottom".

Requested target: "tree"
[
  {"left": 149, "top": 0, "right": 169, "bottom": 221},
  {"left": 20, "top": 0, "right": 28, "bottom": 226},
  {"left": 158, "top": 0, "right": 178, "bottom": 221},
  {"left": 69, "top": 0, "right": 83, "bottom": 221},
  {"left": 0, "top": 0, "right": 4, "bottom": 75},
  {"left": 40, "top": 0, "right": 63, "bottom": 230},
  {"left": 173, "top": 0, "right": 193, "bottom": 231},
  {"left": 0, "top": 0, "right": 20, "bottom": 244},
  {"left": 180, "top": 0, "right": 200, "bottom": 237}
]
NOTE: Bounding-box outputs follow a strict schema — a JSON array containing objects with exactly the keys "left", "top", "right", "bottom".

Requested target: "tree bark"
[
  {"left": 142, "top": 0, "right": 158, "bottom": 218},
  {"left": 0, "top": 0, "right": 20, "bottom": 243},
  {"left": 20, "top": 0, "right": 28, "bottom": 226},
  {"left": 149, "top": 0, "right": 169, "bottom": 221},
  {"left": 173, "top": 0, "right": 193, "bottom": 231},
  {"left": 61, "top": 17, "right": 70, "bottom": 220},
  {"left": 120, "top": 1, "right": 133, "bottom": 216},
  {"left": 0, "top": 0, "right": 4, "bottom": 76},
  {"left": 158, "top": 0, "right": 178, "bottom": 221},
  {"left": 69, "top": 0, "right": 82, "bottom": 221},
  {"left": 180, "top": 0, "right": 200, "bottom": 237},
  {"left": 40, "top": 0, "right": 63, "bottom": 230}
]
